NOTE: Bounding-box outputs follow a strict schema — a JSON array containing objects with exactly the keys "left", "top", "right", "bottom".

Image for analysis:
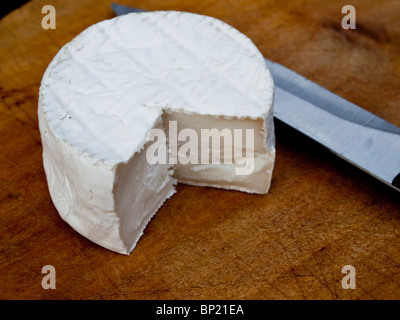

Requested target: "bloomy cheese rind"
[
  {"left": 40, "top": 11, "right": 274, "bottom": 166},
  {"left": 38, "top": 96, "right": 128, "bottom": 254}
]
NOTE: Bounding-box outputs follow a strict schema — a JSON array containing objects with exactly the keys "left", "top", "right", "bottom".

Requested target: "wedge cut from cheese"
[{"left": 38, "top": 11, "right": 275, "bottom": 254}]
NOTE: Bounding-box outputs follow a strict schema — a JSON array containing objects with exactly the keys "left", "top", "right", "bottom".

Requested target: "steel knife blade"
[{"left": 111, "top": 3, "right": 400, "bottom": 192}]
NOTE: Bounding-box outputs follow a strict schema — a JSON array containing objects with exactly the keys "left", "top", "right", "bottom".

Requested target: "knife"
[{"left": 111, "top": 3, "right": 400, "bottom": 193}]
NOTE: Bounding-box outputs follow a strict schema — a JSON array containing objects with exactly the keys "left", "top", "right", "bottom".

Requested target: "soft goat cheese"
[{"left": 38, "top": 11, "right": 275, "bottom": 254}]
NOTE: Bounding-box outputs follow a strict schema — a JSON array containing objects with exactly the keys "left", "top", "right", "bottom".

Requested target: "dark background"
[{"left": 1, "top": 0, "right": 30, "bottom": 19}]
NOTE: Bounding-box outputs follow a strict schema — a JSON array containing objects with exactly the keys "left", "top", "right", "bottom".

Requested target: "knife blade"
[{"left": 111, "top": 3, "right": 400, "bottom": 192}]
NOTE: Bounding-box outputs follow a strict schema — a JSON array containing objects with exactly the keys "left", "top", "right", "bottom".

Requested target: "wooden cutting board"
[{"left": 1, "top": 0, "right": 400, "bottom": 299}]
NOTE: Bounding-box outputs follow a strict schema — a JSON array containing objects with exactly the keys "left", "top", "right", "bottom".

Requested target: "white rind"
[
  {"left": 40, "top": 11, "right": 273, "bottom": 165},
  {"left": 38, "top": 11, "right": 275, "bottom": 254},
  {"left": 39, "top": 97, "right": 126, "bottom": 253}
]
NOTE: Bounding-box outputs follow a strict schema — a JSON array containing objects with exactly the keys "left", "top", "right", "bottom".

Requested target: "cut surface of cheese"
[{"left": 38, "top": 11, "right": 275, "bottom": 254}]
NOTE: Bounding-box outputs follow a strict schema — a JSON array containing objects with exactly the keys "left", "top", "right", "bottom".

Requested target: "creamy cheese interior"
[
  {"left": 164, "top": 111, "right": 275, "bottom": 193},
  {"left": 109, "top": 110, "right": 275, "bottom": 253},
  {"left": 114, "top": 118, "right": 176, "bottom": 253}
]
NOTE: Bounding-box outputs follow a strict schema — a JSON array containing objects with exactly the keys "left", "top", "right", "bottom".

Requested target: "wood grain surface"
[{"left": 1, "top": 0, "right": 400, "bottom": 300}]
